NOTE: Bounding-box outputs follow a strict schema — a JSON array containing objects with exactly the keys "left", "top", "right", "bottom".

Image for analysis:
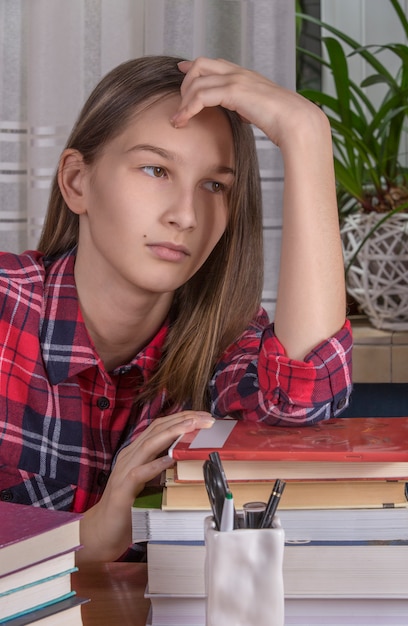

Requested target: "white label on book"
[{"left": 189, "top": 419, "right": 237, "bottom": 449}]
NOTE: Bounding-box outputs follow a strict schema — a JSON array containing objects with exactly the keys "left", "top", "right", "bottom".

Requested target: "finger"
[
  {"left": 142, "top": 411, "right": 214, "bottom": 439},
  {"left": 177, "top": 59, "right": 193, "bottom": 75},
  {"left": 178, "top": 57, "right": 239, "bottom": 92},
  {"left": 119, "top": 411, "right": 215, "bottom": 467},
  {"left": 128, "top": 454, "right": 175, "bottom": 491},
  {"left": 172, "top": 58, "right": 243, "bottom": 127},
  {"left": 172, "top": 78, "right": 238, "bottom": 128},
  {"left": 153, "top": 410, "right": 214, "bottom": 427},
  {"left": 140, "top": 412, "right": 215, "bottom": 456}
]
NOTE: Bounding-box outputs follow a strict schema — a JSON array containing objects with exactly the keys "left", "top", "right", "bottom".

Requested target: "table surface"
[{"left": 72, "top": 562, "right": 150, "bottom": 626}]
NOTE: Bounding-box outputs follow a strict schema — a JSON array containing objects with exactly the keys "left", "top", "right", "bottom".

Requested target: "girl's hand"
[
  {"left": 77, "top": 411, "right": 215, "bottom": 563},
  {"left": 171, "top": 57, "right": 324, "bottom": 152}
]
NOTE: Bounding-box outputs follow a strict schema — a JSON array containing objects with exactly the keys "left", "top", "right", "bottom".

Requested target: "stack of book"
[
  {"left": 131, "top": 416, "right": 408, "bottom": 626},
  {"left": 0, "top": 501, "right": 88, "bottom": 625}
]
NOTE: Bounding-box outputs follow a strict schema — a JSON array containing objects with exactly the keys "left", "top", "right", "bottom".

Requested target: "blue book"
[{"left": 0, "top": 569, "right": 76, "bottom": 623}]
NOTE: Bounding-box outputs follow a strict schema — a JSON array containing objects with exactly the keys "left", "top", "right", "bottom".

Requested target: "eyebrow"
[{"left": 127, "top": 143, "right": 235, "bottom": 176}]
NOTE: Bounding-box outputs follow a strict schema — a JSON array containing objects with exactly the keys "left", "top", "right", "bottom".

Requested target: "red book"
[
  {"left": 168, "top": 417, "right": 408, "bottom": 482},
  {"left": 0, "top": 501, "right": 82, "bottom": 578}
]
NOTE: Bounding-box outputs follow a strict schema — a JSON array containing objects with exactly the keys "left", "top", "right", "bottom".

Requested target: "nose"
[{"left": 163, "top": 187, "right": 198, "bottom": 231}]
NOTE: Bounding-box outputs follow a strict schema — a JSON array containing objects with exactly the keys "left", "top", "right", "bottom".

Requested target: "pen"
[
  {"left": 259, "top": 479, "right": 286, "bottom": 529},
  {"left": 220, "top": 491, "right": 235, "bottom": 532}
]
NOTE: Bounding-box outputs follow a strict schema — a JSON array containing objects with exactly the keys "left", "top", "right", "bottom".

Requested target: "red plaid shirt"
[{"left": 0, "top": 250, "right": 352, "bottom": 513}]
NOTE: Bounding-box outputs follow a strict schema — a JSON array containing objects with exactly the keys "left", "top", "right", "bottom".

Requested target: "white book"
[
  {"left": 132, "top": 505, "right": 408, "bottom": 543},
  {"left": 146, "top": 540, "right": 408, "bottom": 597},
  {"left": 146, "top": 592, "right": 408, "bottom": 626}
]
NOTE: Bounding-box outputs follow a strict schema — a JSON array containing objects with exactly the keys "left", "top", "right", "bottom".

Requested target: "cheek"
[
  {"left": 199, "top": 215, "right": 227, "bottom": 263},
  {"left": 211, "top": 209, "right": 228, "bottom": 243}
]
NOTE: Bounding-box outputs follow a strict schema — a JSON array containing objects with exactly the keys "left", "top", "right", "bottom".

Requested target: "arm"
[
  {"left": 274, "top": 105, "right": 345, "bottom": 359},
  {"left": 76, "top": 411, "right": 214, "bottom": 563},
  {"left": 173, "top": 58, "right": 346, "bottom": 360}
]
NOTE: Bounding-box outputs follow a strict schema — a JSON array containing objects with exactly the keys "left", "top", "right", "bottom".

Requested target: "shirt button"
[
  {"left": 97, "top": 396, "right": 110, "bottom": 410},
  {"left": 0, "top": 489, "right": 14, "bottom": 502},
  {"left": 97, "top": 471, "right": 109, "bottom": 488},
  {"left": 336, "top": 397, "right": 347, "bottom": 410}
]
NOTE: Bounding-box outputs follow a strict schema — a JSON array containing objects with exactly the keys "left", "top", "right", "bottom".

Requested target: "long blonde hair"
[{"left": 38, "top": 56, "right": 264, "bottom": 410}]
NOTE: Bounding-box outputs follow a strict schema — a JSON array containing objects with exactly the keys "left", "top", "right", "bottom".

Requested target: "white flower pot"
[{"left": 341, "top": 212, "right": 408, "bottom": 330}]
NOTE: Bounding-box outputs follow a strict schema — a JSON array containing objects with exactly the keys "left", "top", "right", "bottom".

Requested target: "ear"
[{"left": 58, "top": 149, "right": 89, "bottom": 215}]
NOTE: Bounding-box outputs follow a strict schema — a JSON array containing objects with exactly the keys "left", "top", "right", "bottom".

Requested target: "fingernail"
[
  {"left": 195, "top": 413, "right": 215, "bottom": 426},
  {"left": 160, "top": 454, "right": 173, "bottom": 464}
]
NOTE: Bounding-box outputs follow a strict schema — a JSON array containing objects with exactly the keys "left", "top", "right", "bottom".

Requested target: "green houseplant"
[{"left": 296, "top": 0, "right": 408, "bottom": 330}]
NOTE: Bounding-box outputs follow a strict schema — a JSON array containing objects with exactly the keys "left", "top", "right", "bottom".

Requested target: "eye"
[
  {"left": 203, "top": 181, "right": 226, "bottom": 194},
  {"left": 142, "top": 166, "right": 167, "bottom": 178}
]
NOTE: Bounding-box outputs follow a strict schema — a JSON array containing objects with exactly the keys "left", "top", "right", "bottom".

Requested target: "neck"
[{"left": 74, "top": 261, "right": 173, "bottom": 372}]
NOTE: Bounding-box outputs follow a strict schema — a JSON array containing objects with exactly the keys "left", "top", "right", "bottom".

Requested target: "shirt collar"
[
  {"left": 40, "top": 250, "right": 98, "bottom": 384},
  {"left": 40, "top": 249, "right": 169, "bottom": 385}
]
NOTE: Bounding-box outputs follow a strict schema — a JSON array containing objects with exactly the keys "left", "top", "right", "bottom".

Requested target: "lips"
[{"left": 147, "top": 242, "right": 190, "bottom": 262}]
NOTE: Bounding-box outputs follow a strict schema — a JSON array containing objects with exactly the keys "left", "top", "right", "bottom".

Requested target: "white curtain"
[{"left": 0, "top": 0, "right": 295, "bottom": 318}]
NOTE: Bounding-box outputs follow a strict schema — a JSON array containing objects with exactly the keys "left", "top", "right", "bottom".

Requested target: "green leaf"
[
  {"left": 297, "top": 12, "right": 395, "bottom": 84},
  {"left": 296, "top": 0, "right": 408, "bottom": 221},
  {"left": 323, "top": 38, "right": 352, "bottom": 127},
  {"left": 389, "top": 0, "right": 408, "bottom": 38},
  {"left": 334, "top": 161, "right": 364, "bottom": 201}
]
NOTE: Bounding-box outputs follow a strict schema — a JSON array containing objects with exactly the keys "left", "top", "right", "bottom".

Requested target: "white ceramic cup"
[{"left": 204, "top": 515, "right": 285, "bottom": 626}]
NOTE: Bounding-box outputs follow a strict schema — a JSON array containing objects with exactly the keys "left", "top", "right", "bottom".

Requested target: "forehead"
[{"left": 119, "top": 94, "right": 235, "bottom": 167}]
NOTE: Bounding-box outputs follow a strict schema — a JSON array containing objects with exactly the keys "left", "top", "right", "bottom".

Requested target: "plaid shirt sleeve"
[{"left": 209, "top": 309, "right": 352, "bottom": 425}]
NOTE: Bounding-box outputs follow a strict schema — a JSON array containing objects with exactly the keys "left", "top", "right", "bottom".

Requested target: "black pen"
[{"left": 259, "top": 479, "right": 286, "bottom": 529}]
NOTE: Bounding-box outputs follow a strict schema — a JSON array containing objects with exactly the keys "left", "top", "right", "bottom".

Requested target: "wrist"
[{"left": 76, "top": 501, "right": 131, "bottom": 564}]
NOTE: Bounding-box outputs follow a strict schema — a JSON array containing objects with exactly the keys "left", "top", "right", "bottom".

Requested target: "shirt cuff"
[{"left": 259, "top": 320, "right": 352, "bottom": 409}]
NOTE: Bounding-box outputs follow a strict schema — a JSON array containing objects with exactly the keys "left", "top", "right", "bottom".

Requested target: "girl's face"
[{"left": 76, "top": 94, "right": 235, "bottom": 299}]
